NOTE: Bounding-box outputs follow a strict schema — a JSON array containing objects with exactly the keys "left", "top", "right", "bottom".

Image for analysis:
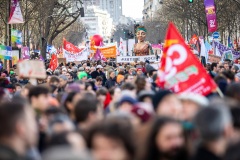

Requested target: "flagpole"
[
  {"left": 216, "top": 87, "right": 224, "bottom": 98},
  {"left": 8, "top": 0, "right": 11, "bottom": 47}
]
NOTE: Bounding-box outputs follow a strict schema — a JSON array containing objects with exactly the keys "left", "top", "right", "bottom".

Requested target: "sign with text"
[
  {"left": 18, "top": 60, "right": 46, "bottom": 79},
  {"left": 117, "top": 55, "right": 156, "bottom": 63}
]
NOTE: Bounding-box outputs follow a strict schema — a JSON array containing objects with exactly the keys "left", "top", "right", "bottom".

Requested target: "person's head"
[
  {"left": 78, "top": 72, "right": 88, "bottom": 82},
  {"left": 136, "top": 68, "right": 143, "bottom": 75},
  {"left": 194, "top": 100, "right": 233, "bottom": 144},
  {"left": 96, "top": 76, "right": 103, "bottom": 86},
  {"left": 136, "top": 26, "right": 147, "bottom": 43},
  {"left": 124, "top": 74, "right": 134, "bottom": 83},
  {"left": 62, "top": 68, "right": 67, "bottom": 75},
  {"left": 149, "top": 69, "right": 157, "bottom": 78},
  {"left": 96, "top": 88, "right": 108, "bottom": 105},
  {"left": 85, "top": 66, "right": 90, "bottom": 73},
  {"left": 117, "top": 96, "right": 137, "bottom": 113},
  {"left": 28, "top": 85, "right": 50, "bottom": 112},
  {"left": 47, "top": 131, "right": 86, "bottom": 151},
  {"left": 211, "top": 62, "right": 218, "bottom": 72},
  {"left": 144, "top": 117, "right": 186, "bottom": 160},
  {"left": 109, "top": 87, "right": 121, "bottom": 102},
  {"left": 15, "top": 83, "right": 22, "bottom": 92},
  {"left": 49, "top": 76, "right": 60, "bottom": 87},
  {"left": 87, "top": 118, "right": 135, "bottom": 160},
  {"left": 152, "top": 90, "right": 183, "bottom": 120},
  {"left": 222, "top": 71, "right": 235, "bottom": 83},
  {"left": 109, "top": 70, "right": 116, "bottom": 79},
  {"left": 231, "top": 65, "right": 239, "bottom": 73},
  {"left": 226, "top": 83, "right": 240, "bottom": 102},
  {"left": 135, "top": 76, "right": 146, "bottom": 94},
  {"left": 117, "top": 74, "right": 124, "bottom": 84},
  {"left": 96, "top": 65, "right": 103, "bottom": 72},
  {"left": 64, "top": 92, "right": 79, "bottom": 115},
  {"left": 138, "top": 90, "right": 154, "bottom": 104},
  {"left": 237, "top": 58, "right": 240, "bottom": 64},
  {"left": 74, "top": 97, "right": 99, "bottom": 126},
  {"left": 224, "top": 62, "right": 230, "bottom": 71},
  {"left": 0, "top": 99, "right": 38, "bottom": 155},
  {"left": 66, "top": 72, "right": 73, "bottom": 82},
  {"left": 59, "top": 75, "right": 68, "bottom": 88}
]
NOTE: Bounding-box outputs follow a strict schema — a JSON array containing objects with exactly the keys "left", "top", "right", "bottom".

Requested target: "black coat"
[
  {"left": 105, "top": 77, "right": 116, "bottom": 89},
  {"left": 191, "top": 145, "right": 222, "bottom": 160},
  {"left": 91, "top": 71, "right": 107, "bottom": 84}
]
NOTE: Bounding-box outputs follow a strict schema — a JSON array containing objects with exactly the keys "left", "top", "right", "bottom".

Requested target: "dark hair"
[
  {"left": 28, "top": 85, "right": 50, "bottom": 100},
  {"left": 0, "top": 98, "right": 29, "bottom": 137},
  {"left": 143, "top": 117, "right": 181, "bottom": 160},
  {"left": 121, "top": 82, "right": 136, "bottom": 91},
  {"left": 226, "top": 83, "right": 240, "bottom": 102},
  {"left": 74, "top": 98, "right": 98, "bottom": 123},
  {"left": 135, "top": 76, "right": 146, "bottom": 94},
  {"left": 49, "top": 76, "right": 60, "bottom": 83},
  {"left": 211, "top": 63, "right": 217, "bottom": 71},
  {"left": 87, "top": 118, "right": 135, "bottom": 160},
  {"left": 96, "top": 76, "right": 103, "bottom": 82},
  {"left": 96, "top": 88, "right": 108, "bottom": 97},
  {"left": 64, "top": 92, "right": 78, "bottom": 114},
  {"left": 222, "top": 71, "right": 235, "bottom": 82}
]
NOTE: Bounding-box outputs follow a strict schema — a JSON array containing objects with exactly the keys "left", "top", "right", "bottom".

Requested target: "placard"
[
  {"left": 18, "top": 60, "right": 46, "bottom": 79},
  {"left": 117, "top": 55, "right": 156, "bottom": 63},
  {"left": 208, "top": 54, "right": 221, "bottom": 63}
]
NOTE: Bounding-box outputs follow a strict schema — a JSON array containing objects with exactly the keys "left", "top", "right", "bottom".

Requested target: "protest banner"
[
  {"left": 0, "top": 45, "right": 12, "bottom": 60},
  {"left": 157, "top": 22, "right": 217, "bottom": 96},
  {"left": 91, "top": 45, "right": 117, "bottom": 58},
  {"left": 58, "top": 58, "right": 67, "bottom": 65},
  {"left": 117, "top": 55, "right": 156, "bottom": 63},
  {"left": 8, "top": 0, "right": 24, "bottom": 24},
  {"left": 11, "top": 29, "right": 22, "bottom": 47},
  {"left": 63, "top": 49, "right": 88, "bottom": 62},
  {"left": 18, "top": 60, "right": 46, "bottom": 79},
  {"left": 208, "top": 54, "right": 221, "bottom": 63},
  {"left": 213, "top": 41, "right": 240, "bottom": 59},
  {"left": 204, "top": 0, "right": 218, "bottom": 32},
  {"left": 12, "top": 50, "right": 19, "bottom": 65},
  {"left": 21, "top": 47, "right": 30, "bottom": 59}
]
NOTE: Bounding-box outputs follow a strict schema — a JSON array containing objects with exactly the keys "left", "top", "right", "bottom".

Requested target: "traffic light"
[{"left": 188, "top": 0, "right": 193, "bottom": 3}]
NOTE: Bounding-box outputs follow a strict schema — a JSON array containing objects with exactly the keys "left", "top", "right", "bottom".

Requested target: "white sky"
[{"left": 122, "top": 0, "right": 144, "bottom": 19}]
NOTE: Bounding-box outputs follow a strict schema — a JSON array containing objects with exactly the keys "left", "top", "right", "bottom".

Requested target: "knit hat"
[
  {"left": 118, "top": 96, "right": 138, "bottom": 107},
  {"left": 131, "top": 106, "right": 151, "bottom": 123},
  {"left": 152, "top": 90, "right": 172, "bottom": 110},
  {"left": 78, "top": 72, "right": 87, "bottom": 80}
]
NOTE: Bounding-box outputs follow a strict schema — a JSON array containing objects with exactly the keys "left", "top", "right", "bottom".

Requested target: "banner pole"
[{"left": 216, "top": 87, "right": 224, "bottom": 98}]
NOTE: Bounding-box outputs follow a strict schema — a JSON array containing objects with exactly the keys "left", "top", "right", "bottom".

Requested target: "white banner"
[
  {"left": 128, "top": 39, "right": 135, "bottom": 56},
  {"left": 63, "top": 49, "right": 88, "bottom": 62},
  {"left": 117, "top": 55, "right": 156, "bottom": 63}
]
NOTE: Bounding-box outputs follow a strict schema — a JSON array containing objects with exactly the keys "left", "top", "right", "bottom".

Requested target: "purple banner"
[
  {"left": 204, "top": 0, "right": 218, "bottom": 33},
  {"left": 214, "top": 41, "right": 240, "bottom": 59},
  {"left": 21, "top": 47, "right": 30, "bottom": 59}
]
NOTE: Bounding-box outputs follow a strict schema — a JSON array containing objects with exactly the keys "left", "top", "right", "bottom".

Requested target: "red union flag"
[
  {"left": 157, "top": 22, "right": 217, "bottom": 96},
  {"left": 49, "top": 54, "right": 58, "bottom": 71},
  {"left": 63, "top": 39, "right": 83, "bottom": 53}
]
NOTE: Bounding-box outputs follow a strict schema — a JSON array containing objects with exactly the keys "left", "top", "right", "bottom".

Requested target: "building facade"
[
  {"left": 143, "top": 0, "right": 162, "bottom": 21},
  {"left": 81, "top": 6, "right": 113, "bottom": 42}
]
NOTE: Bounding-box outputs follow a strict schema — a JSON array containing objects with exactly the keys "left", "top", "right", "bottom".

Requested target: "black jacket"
[
  {"left": 91, "top": 71, "right": 107, "bottom": 84},
  {"left": 105, "top": 77, "right": 116, "bottom": 89},
  {"left": 191, "top": 145, "right": 222, "bottom": 160}
]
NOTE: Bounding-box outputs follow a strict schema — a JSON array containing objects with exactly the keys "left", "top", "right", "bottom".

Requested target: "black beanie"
[{"left": 152, "top": 90, "right": 172, "bottom": 110}]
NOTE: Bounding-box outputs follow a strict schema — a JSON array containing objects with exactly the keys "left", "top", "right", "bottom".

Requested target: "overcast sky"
[{"left": 122, "top": 0, "right": 144, "bottom": 19}]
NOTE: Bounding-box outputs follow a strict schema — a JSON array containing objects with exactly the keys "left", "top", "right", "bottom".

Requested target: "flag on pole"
[
  {"left": 93, "top": 48, "right": 107, "bottom": 62},
  {"left": 8, "top": 0, "right": 24, "bottom": 24},
  {"left": 63, "top": 39, "right": 83, "bottom": 53},
  {"left": 49, "top": 54, "right": 58, "bottom": 71},
  {"left": 157, "top": 22, "right": 217, "bottom": 96}
]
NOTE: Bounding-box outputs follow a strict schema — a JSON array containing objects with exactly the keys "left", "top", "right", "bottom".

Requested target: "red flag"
[
  {"left": 63, "top": 39, "right": 83, "bottom": 53},
  {"left": 157, "top": 22, "right": 217, "bottom": 96},
  {"left": 49, "top": 54, "right": 58, "bottom": 71}
]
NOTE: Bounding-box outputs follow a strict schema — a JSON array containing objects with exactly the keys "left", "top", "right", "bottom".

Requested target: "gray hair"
[
  {"left": 194, "top": 99, "right": 232, "bottom": 142},
  {"left": 54, "top": 70, "right": 60, "bottom": 76}
]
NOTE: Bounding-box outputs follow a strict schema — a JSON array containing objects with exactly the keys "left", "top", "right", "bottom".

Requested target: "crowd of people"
[{"left": 1, "top": 58, "right": 240, "bottom": 160}]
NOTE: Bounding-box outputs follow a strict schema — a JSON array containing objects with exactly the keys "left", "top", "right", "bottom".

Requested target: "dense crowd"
[{"left": 1, "top": 58, "right": 240, "bottom": 160}]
